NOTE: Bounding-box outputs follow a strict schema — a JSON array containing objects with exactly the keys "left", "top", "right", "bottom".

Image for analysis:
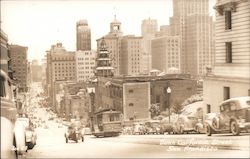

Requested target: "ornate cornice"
[{"left": 213, "top": 0, "right": 244, "bottom": 15}]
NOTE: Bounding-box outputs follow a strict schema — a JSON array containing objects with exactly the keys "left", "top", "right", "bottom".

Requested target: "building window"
[
  {"left": 223, "top": 87, "right": 230, "bottom": 100},
  {"left": 128, "top": 89, "right": 133, "bottom": 93},
  {"left": 248, "top": 89, "right": 250, "bottom": 96},
  {"left": 225, "top": 42, "right": 232, "bottom": 63},
  {"left": 207, "top": 104, "right": 211, "bottom": 113},
  {"left": 129, "top": 103, "right": 134, "bottom": 107},
  {"left": 225, "top": 11, "right": 232, "bottom": 30},
  {"left": 156, "top": 95, "right": 160, "bottom": 103}
]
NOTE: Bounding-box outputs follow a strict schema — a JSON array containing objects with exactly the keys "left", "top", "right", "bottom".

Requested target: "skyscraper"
[
  {"left": 169, "top": 0, "right": 213, "bottom": 77},
  {"left": 141, "top": 18, "right": 158, "bottom": 73},
  {"left": 9, "top": 44, "right": 28, "bottom": 92},
  {"left": 76, "top": 19, "right": 91, "bottom": 51}
]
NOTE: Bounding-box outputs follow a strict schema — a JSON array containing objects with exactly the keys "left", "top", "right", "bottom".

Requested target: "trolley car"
[{"left": 92, "top": 109, "right": 122, "bottom": 137}]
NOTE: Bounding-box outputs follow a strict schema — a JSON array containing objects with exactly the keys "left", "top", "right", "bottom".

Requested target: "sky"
[{"left": 1, "top": 0, "right": 216, "bottom": 64}]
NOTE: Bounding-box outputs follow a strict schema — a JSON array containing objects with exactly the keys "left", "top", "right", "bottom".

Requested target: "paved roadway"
[{"left": 23, "top": 122, "right": 249, "bottom": 158}]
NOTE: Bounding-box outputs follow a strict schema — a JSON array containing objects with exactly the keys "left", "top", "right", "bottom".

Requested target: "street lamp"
[{"left": 167, "top": 87, "right": 171, "bottom": 123}]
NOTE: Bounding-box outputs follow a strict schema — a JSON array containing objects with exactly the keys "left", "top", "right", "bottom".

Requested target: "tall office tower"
[
  {"left": 141, "top": 18, "right": 158, "bottom": 73},
  {"left": 151, "top": 36, "right": 180, "bottom": 73},
  {"left": 141, "top": 18, "right": 158, "bottom": 37},
  {"left": 76, "top": 19, "right": 91, "bottom": 51},
  {"left": 75, "top": 50, "right": 96, "bottom": 82},
  {"left": 96, "top": 16, "right": 123, "bottom": 76},
  {"left": 9, "top": 45, "right": 28, "bottom": 92},
  {"left": 96, "top": 38, "right": 114, "bottom": 77},
  {"left": 120, "top": 35, "right": 143, "bottom": 75},
  {"left": 169, "top": 0, "right": 213, "bottom": 77},
  {"left": 46, "top": 43, "right": 76, "bottom": 111}
]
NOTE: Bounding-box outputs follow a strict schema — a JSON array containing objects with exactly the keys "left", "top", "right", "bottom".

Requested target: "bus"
[{"left": 92, "top": 109, "right": 122, "bottom": 137}]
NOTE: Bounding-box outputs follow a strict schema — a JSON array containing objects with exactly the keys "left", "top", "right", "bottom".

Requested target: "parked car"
[
  {"left": 205, "top": 97, "right": 250, "bottom": 136},
  {"left": 159, "top": 118, "right": 174, "bottom": 134},
  {"left": 16, "top": 117, "right": 37, "bottom": 150},
  {"left": 133, "top": 123, "right": 146, "bottom": 135},
  {"left": 83, "top": 127, "right": 92, "bottom": 135},
  {"left": 174, "top": 115, "right": 203, "bottom": 134},
  {"left": 25, "top": 127, "right": 37, "bottom": 149},
  {"left": 145, "top": 120, "right": 161, "bottom": 134}
]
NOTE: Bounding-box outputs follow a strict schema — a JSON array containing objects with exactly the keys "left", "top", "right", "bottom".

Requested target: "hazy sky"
[{"left": 1, "top": 0, "right": 215, "bottom": 64}]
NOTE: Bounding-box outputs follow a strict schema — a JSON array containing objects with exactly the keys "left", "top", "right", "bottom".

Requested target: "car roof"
[{"left": 220, "top": 96, "right": 250, "bottom": 104}]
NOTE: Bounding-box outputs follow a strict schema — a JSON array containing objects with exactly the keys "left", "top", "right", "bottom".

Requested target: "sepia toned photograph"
[{"left": 1, "top": 0, "right": 250, "bottom": 158}]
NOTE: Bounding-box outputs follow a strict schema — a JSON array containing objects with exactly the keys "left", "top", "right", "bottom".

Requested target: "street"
[{"left": 23, "top": 121, "right": 249, "bottom": 158}]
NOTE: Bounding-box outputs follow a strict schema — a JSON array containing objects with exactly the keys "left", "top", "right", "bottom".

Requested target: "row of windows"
[
  {"left": 78, "top": 66, "right": 95, "bottom": 69},
  {"left": 77, "top": 57, "right": 95, "bottom": 60},
  {"left": 78, "top": 71, "right": 93, "bottom": 74},
  {"left": 77, "top": 62, "right": 95, "bottom": 65},
  {"left": 54, "top": 63, "right": 74, "bottom": 65}
]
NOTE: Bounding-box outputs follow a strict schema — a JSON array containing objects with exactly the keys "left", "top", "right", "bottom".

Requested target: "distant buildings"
[
  {"left": 9, "top": 44, "right": 29, "bottom": 92},
  {"left": 96, "top": 16, "right": 123, "bottom": 76},
  {"left": 204, "top": 0, "right": 250, "bottom": 113},
  {"left": 46, "top": 43, "right": 76, "bottom": 112},
  {"left": 141, "top": 18, "right": 158, "bottom": 73},
  {"left": 94, "top": 74, "right": 198, "bottom": 121},
  {"left": 169, "top": 0, "right": 214, "bottom": 77},
  {"left": 76, "top": 20, "right": 91, "bottom": 51},
  {"left": 31, "top": 60, "right": 42, "bottom": 82},
  {"left": 75, "top": 50, "right": 96, "bottom": 82},
  {"left": 120, "top": 35, "right": 144, "bottom": 75},
  {"left": 151, "top": 36, "right": 180, "bottom": 73}
]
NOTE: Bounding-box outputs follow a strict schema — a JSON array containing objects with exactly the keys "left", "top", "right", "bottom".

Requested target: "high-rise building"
[
  {"left": 46, "top": 43, "right": 76, "bottom": 112},
  {"left": 9, "top": 45, "right": 28, "bottom": 92},
  {"left": 75, "top": 50, "right": 96, "bottom": 82},
  {"left": 186, "top": 14, "right": 214, "bottom": 75},
  {"left": 76, "top": 19, "right": 91, "bottom": 51},
  {"left": 31, "top": 60, "right": 42, "bottom": 82},
  {"left": 169, "top": 0, "right": 213, "bottom": 77},
  {"left": 151, "top": 36, "right": 180, "bottom": 73},
  {"left": 141, "top": 18, "right": 158, "bottom": 73},
  {"left": 120, "top": 35, "right": 143, "bottom": 75},
  {"left": 204, "top": 0, "right": 250, "bottom": 113},
  {"left": 96, "top": 16, "right": 123, "bottom": 75},
  {"left": 141, "top": 18, "right": 158, "bottom": 37}
]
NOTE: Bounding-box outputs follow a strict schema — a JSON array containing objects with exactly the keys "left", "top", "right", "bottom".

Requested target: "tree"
[
  {"left": 149, "top": 103, "right": 161, "bottom": 118},
  {"left": 171, "top": 100, "right": 183, "bottom": 115}
]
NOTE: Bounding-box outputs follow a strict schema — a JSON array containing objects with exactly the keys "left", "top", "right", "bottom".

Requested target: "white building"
[
  {"left": 204, "top": 0, "right": 250, "bottom": 113},
  {"left": 75, "top": 50, "right": 96, "bottom": 82}
]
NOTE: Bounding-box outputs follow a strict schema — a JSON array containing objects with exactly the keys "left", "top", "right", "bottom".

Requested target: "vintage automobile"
[
  {"left": 145, "top": 120, "right": 161, "bottom": 134},
  {"left": 133, "top": 123, "right": 146, "bottom": 135},
  {"left": 16, "top": 117, "right": 37, "bottom": 150},
  {"left": 1, "top": 69, "right": 27, "bottom": 158},
  {"left": 159, "top": 118, "right": 174, "bottom": 134},
  {"left": 65, "top": 124, "right": 84, "bottom": 143},
  {"left": 205, "top": 97, "right": 250, "bottom": 136},
  {"left": 174, "top": 115, "right": 204, "bottom": 134},
  {"left": 25, "top": 127, "right": 37, "bottom": 149}
]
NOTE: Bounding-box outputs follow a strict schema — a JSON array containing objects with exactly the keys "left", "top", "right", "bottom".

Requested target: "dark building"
[
  {"left": 9, "top": 44, "right": 28, "bottom": 92},
  {"left": 76, "top": 20, "right": 91, "bottom": 51}
]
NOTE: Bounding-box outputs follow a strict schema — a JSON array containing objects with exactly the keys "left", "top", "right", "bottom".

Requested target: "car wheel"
[
  {"left": 231, "top": 121, "right": 240, "bottom": 136},
  {"left": 65, "top": 138, "right": 68, "bottom": 143},
  {"left": 82, "top": 136, "right": 84, "bottom": 142},
  {"left": 195, "top": 126, "right": 200, "bottom": 134},
  {"left": 206, "top": 124, "right": 212, "bottom": 136}
]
